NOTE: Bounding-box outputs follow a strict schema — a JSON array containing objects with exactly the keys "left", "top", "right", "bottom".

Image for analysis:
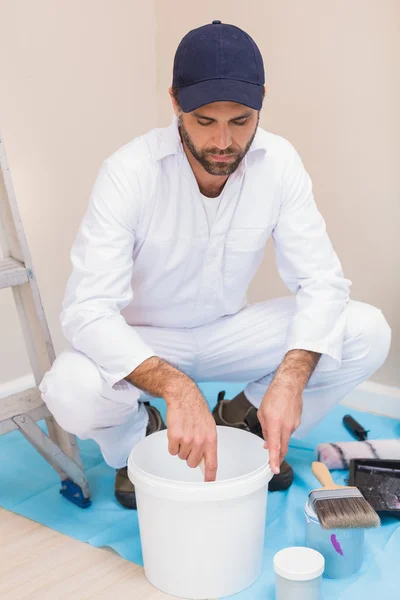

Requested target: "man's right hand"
[
  {"left": 126, "top": 357, "right": 218, "bottom": 482},
  {"left": 165, "top": 382, "right": 218, "bottom": 482}
]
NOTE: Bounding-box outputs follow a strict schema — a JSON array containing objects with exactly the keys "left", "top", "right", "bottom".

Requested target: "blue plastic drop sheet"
[{"left": 1, "top": 381, "right": 399, "bottom": 599}]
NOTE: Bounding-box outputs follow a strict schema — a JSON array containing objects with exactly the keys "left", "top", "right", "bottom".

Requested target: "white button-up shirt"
[{"left": 61, "top": 115, "right": 351, "bottom": 387}]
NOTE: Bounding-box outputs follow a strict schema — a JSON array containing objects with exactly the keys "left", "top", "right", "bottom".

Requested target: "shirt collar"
[{"left": 153, "top": 113, "right": 268, "bottom": 161}]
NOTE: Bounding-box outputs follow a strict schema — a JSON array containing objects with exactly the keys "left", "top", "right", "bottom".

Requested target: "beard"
[{"left": 178, "top": 112, "right": 260, "bottom": 176}]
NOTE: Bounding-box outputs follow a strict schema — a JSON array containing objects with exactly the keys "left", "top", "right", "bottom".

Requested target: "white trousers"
[{"left": 40, "top": 297, "right": 391, "bottom": 468}]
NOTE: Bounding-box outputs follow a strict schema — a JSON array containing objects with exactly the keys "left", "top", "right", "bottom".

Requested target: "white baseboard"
[
  {"left": 357, "top": 380, "right": 400, "bottom": 399},
  {"left": 0, "top": 374, "right": 36, "bottom": 399},
  {"left": 0, "top": 373, "right": 399, "bottom": 418},
  {"left": 341, "top": 381, "right": 400, "bottom": 420}
]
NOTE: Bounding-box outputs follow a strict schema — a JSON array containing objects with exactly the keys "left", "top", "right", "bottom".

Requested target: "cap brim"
[{"left": 178, "top": 79, "right": 264, "bottom": 112}]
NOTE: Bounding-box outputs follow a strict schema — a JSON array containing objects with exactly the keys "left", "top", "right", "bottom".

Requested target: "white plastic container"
[
  {"left": 128, "top": 425, "right": 273, "bottom": 599},
  {"left": 274, "top": 546, "right": 325, "bottom": 600}
]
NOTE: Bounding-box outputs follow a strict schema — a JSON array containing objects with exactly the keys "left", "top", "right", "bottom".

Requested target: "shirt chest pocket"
[{"left": 223, "top": 226, "right": 274, "bottom": 291}]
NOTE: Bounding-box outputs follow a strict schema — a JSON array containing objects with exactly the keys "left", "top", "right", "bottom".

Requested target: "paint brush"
[{"left": 309, "top": 461, "right": 380, "bottom": 530}]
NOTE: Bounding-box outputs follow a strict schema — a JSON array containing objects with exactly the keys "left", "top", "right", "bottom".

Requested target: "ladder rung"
[
  {"left": 0, "top": 257, "right": 29, "bottom": 289},
  {"left": 0, "top": 387, "right": 48, "bottom": 435}
]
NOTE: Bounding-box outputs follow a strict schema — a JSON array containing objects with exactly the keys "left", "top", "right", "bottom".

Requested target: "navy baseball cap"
[{"left": 172, "top": 20, "right": 265, "bottom": 113}]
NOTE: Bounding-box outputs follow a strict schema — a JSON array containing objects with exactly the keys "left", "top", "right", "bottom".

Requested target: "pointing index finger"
[
  {"left": 204, "top": 444, "right": 218, "bottom": 482},
  {"left": 265, "top": 425, "right": 281, "bottom": 475}
]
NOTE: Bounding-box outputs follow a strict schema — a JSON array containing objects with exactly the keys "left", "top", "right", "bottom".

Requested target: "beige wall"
[
  {"left": 0, "top": 1, "right": 399, "bottom": 387},
  {"left": 156, "top": 0, "right": 400, "bottom": 387},
  {"left": 0, "top": 0, "right": 157, "bottom": 383}
]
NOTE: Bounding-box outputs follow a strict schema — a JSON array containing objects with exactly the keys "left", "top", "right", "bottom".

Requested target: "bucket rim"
[
  {"left": 128, "top": 427, "right": 273, "bottom": 491},
  {"left": 304, "top": 499, "right": 320, "bottom": 524},
  {"left": 129, "top": 458, "right": 272, "bottom": 489}
]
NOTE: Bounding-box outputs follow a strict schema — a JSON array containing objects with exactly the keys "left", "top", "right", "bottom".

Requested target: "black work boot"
[
  {"left": 114, "top": 402, "right": 166, "bottom": 509},
  {"left": 212, "top": 390, "right": 294, "bottom": 492}
]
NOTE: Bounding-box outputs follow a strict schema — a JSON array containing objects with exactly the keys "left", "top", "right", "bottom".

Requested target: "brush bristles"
[{"left": 313, "top": 496, "right": 380, "bottom": 530}]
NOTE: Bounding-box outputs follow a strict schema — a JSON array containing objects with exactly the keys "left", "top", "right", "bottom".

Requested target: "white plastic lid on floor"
[{"left": 273, "top": 546, "right": 325, "bottom": 581}]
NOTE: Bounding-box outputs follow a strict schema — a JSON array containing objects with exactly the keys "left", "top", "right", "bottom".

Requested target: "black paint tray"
[{"left": 348, "top": 459, "right": 400, "bottom": 518}]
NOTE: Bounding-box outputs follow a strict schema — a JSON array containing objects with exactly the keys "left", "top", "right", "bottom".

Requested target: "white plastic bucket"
[{"left": 128, "top": 425, "right": 273, "bottom": 599}]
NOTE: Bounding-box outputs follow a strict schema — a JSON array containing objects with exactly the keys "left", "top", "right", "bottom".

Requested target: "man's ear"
[{"left": 168, "top": 87, "right": 180, "bottom": 117}]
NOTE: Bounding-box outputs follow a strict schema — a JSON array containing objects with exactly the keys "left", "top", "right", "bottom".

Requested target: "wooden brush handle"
[{"left": 312, "top": 461, "right": 337, "bottom": 488}]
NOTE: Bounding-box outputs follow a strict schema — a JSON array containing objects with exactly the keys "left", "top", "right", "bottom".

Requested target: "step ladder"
[{"left": 0, "top": 132, "right": 91, "bottom": 508}]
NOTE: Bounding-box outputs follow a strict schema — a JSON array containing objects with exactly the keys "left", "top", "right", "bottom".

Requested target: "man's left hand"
[{"left": 257, "top": 382, "right": 303, "bottom": 475}]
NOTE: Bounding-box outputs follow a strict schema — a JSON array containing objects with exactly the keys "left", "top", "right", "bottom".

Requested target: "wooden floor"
[{"left": 0, "top": 507, "right": 184, "bottom": 599}]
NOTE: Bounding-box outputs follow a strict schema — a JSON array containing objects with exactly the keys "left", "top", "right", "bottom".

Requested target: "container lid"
[{"left": 274, "top": 547, "right": 325, "bottom": 581}]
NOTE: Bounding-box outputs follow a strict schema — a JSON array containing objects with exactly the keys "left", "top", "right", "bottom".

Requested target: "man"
[{"left": 40, "top": 21, "right": 391, "bottom": 509}]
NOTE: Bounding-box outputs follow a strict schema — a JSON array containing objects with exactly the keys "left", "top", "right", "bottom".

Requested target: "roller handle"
[{"left": 343, "top": 414, "right": 369, "bottom": 440}]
